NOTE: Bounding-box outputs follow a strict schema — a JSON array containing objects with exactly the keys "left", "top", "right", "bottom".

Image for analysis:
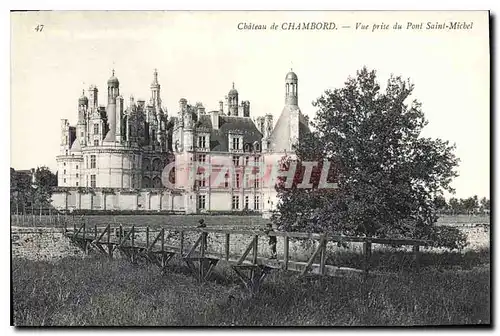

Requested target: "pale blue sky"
[{"left": 10, "top": 11, "right": 490, "bottom": 199}]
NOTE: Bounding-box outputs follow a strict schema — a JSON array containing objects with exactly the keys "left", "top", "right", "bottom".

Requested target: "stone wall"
[{"left": 11, "top": 227, "right": 85, "bottom": 261}]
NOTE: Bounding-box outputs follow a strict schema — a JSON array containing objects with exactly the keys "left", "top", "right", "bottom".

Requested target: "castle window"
[
  {"left": 197, "top": 195, "right": 206, "bottom": 210},
  {"left": 245, "top": 156, "right": 250, "bottom": 166},
  {"left": 235, "top": 174, "right": 240, "bottom": 188},
  {"left": 94, "top": 124, "right": 99, "bottom": 134},
  {"left": 224, "top": 173, "right": 229, "bottom": 188},
  {"left": 90, "top": 175, "right": 96, "bottom": 188},
  {"left": 232, "top": 196, "right": 239, "bottom": 210},
  {"left": 63, "top": 162, "right": 66, "bottom": 166},
  {"left": 63, "top": 178, "right": 66, "bottom": 183},
  {"left": 90, "top": 155, "right": 96, "bottom": 169},
  {"left": 76, "top": 165, "right": 78, "bottom": 169},
  {"left": 63, "top": 169, "right": 66, "bottom": 175},
  {"left": 197, "top": 154, "right": 206, "bottom": 162},
  {"left": 94, "top": 139, "right": 99, "bottom": 146},
  {"left": 76, "top": 173, "right": 79, "bottom": 178},
  {"left": 254, "top": 195, "right": 260, "bottom": 210},
  {"left": 244, "top": 196, "right": 249, "bottom": 210},
  {"left": 76, "top": 182, "right": 79, "bottom": 187},
  {"left": 198, "top": 135, "right": 206, "bottom": 148},
  {"left": 232, "top": 156, "right": 240, "bottom": 166},
  {"left": 197, "top": 177, "right": 206, "bottom": 187},
  {"left": 232, "top": 137, "right": 240, "bottom": 150},
  {"left": 254, "top": 177, "right": 260, "bottom": 189}
]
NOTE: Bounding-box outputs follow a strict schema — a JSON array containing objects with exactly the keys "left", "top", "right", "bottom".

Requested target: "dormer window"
[
  {"left": 198, "top": 135, "right": 206, "bottom": 148},
  {"left": 232, "top": 137, "right": 240, "bottom": 150},
  {"left": 94, "top": 123, "right": 99, "bottom": 134}
]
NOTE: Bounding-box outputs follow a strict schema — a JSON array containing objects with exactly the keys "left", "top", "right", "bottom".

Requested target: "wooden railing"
[{"left": 64, "top": 223, "right": 430, "bottom": 275}]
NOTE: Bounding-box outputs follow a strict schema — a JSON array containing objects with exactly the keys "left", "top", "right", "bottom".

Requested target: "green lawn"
[{"left": 12, "top": 254, "right": 490, "bottom": 326}]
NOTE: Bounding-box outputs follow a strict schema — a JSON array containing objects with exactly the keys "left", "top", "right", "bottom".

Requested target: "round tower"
[{"left": 285, "top": 69, "right": 298, "bottom": 106}]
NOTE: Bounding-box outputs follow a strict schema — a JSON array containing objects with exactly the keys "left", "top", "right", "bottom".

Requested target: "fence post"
[
  {"left": 413, "top": 243, "right": 420, "bottom": 273},
  {"left": 107, "top": 224, "right": 112, "bottom": 259},
  {"left": 253, "top": 235, "right": 259, "bottom": 265},
  {"left": 363, "top": 239, "right": 372, "bottom": 276},
  {"left": 200, "top": 232, "right": 206, "bottom": 258},
  {"left": 94, "top": 224, "right": 97, "bottom": 241},
  {"left": 146, "top": 226, "right": 150, "bottom": 248},
  {"left": 180, "top": 231, "right": 184, "bottom": 257},
  {"left": 319, "top": 236, "right": 326, "bottom": 275},
  {"left": 161, "top": 228, "right": 165, "bottom": 253},
  {"left": 283, "top": 235, "right": 289, "bottom": 270},
  {"left": 225, "top": 233, "right": 230, "bottom": 261}
]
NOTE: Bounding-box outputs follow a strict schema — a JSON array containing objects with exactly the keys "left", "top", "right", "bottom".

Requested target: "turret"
[
  {"left": 88, "top": 85, "right": 98, "bottom": 109},
  {"left": 228, "top": 83, "right": 238, "bottom": 116},
  {"left": 104, "top": 69, "right": 119, "bottom": 143},
  {"left": 285, "top": 70, "right": 298, "bottom": 106},
  {"left": 150, "top": 69, "right": 161, "bottom": 108}
]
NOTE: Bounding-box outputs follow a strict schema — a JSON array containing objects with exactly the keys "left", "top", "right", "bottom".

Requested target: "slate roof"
[
  {"left": 70, "top": 138, "right": 82, "bottom": 152},
  {"left": 170, "top": 111, "right": 263, "bottom": 152}
]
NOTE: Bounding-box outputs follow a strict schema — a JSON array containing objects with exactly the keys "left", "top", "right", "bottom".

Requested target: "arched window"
[
  {"left": 152, "top": 158, "right": 162, "bottom": 171},
  {"left": 142, "top": 176, "right": 151, "bottom": 188},
  {"left": 142, "top": 158, "right": 151, "bottom": 171},
  {"left": 153, "top": 176, "right": 162, "bottom": 188}
]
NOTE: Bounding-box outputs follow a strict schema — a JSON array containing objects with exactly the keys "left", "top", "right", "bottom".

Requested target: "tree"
[
  {"left": 480, "top": 197, "right": 490, "bottom": 213},
  {"left": 461, "top": 195, "right": 479, "bottom": 215},
  {"left": 274, "top": 67, "right": 465, "bottom": 249},
  {"left": 433, "top": 195, "right": 448, "bottom": 214},
  {"left": 11, "top": 166, "right": 57, "bottom": 214}
]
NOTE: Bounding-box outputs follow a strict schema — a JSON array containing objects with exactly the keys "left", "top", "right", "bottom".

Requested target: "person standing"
[
  {"left": 197, "top": 218, "right": 208, "bottom": 250},
  {"left": 265, "top": 223, "right": 277, "bottom": 259}
]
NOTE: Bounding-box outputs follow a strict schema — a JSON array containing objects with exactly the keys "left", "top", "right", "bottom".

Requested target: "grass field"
[
  {"left": 12, "top": 254, "right": 490, "bottom": 326},
  {"left": 11, "top": 214, "right": 490, "bottom": 229}
]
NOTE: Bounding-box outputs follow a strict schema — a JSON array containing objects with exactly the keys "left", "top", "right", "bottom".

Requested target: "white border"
[{"left": 3, "top": 1, "right": 496, "bottom": 335}]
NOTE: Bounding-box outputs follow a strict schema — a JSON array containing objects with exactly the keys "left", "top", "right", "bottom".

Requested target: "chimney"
[
  {"left": 264, "top": 114, "right": 273, "bottom": 138},
  {"left": 212, "top": 110, "right": 220, "bottom": 130},
  {"left": 243, "top": 101, "right": 250, "bottom": 117},
  {"left": 179, "top": 98, "right": 188, "bottom": 111},
  {"left": 196, "top": 102, "right": 205, "bottom": 120},
  {"left": 256, "top": 116, "right": 265, "bottom": 135}
]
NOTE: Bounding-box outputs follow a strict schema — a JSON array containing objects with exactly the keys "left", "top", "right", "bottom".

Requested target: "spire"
[{"left": 152, "top": 68, "right": 159, "bottom": 86}]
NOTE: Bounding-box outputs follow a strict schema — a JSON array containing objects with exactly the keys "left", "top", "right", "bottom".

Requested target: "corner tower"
[{"left": 267, "top": 69, "right": 309, "bottom": 153}]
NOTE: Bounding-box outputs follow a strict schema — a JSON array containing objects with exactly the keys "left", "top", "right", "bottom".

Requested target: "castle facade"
[{"left": 51, "top": 69, "right": 309, "bottom": 214}]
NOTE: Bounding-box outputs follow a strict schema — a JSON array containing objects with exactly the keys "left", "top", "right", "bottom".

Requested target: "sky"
[{"left": 10, "top": 11, "right": 490, "bottom": 199}]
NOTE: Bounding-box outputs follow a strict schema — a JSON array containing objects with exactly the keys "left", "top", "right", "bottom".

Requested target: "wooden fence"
[
  {"left": 11, "top": 213, "right": 74, "bottom": 227},
  {"left": 64, "top": 222, "right": 430, "bottom": 292}
]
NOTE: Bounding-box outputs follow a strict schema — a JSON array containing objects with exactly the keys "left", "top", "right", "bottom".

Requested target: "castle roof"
[
  {"left": 70, "top": 138, "right": 82, "bottom": 152},
  {"left": 171, "top": 111, "right": 263, "bottom": 152},
  {"left": 285, "top": 71, "right": 298, "bottom": 81},
  {"left": 206, "top": 115, "right": 262, "bottom": 152}
]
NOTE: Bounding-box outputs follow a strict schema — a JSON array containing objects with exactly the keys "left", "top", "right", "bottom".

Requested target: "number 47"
[{"left": 35, "top": 24, "right": 44, "bottom": 32}]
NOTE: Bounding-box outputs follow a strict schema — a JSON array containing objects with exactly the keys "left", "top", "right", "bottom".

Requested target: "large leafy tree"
[{"left": 274, "top": 67, "right": 464, "bottom": 248}]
